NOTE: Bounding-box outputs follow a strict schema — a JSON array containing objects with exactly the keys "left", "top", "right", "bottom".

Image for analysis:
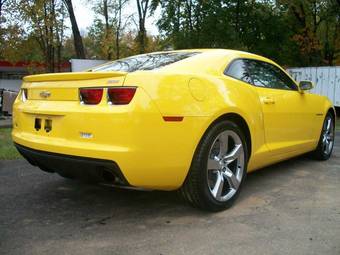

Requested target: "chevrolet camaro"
[{"left": 12, "top": 49, "right": 336, "bottom": 211}]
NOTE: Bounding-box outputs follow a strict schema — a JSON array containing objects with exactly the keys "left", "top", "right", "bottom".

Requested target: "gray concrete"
[{"left": 0, "top": 139, "right": 339, "bottom": 255}]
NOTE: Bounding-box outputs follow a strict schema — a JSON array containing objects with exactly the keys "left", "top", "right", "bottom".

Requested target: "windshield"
[{"left": 91, "top": 52, "right": 199, "bottom": 72}]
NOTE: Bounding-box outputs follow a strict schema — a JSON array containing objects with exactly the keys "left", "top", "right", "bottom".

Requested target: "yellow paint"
[{"left": 12, "top": 49, "right": 334, "bottom": 190}]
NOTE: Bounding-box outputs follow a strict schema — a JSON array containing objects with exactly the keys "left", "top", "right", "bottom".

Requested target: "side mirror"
[{"left": 298, "top": 80, "right": 314, "bottom": 92}]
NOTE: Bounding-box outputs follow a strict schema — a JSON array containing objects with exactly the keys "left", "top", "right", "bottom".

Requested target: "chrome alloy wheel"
[
  {"left": 322, "top": 116, "right": 334, "bottom": 155},
  {"left": 207, "top": 130, "right": 245, "bottom": 202}
]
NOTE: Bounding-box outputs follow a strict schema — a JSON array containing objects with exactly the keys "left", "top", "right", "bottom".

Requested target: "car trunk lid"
[{"left": 23, "top": 72, "right": 127, "bottom": 101}]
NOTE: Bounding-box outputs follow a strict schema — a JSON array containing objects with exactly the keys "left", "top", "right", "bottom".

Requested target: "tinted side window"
[
  {"left": 246, "top": 60, "right": 297, "bottom": 90},
  {"left": 225, "top": 59, "right": 252, "bottom": 84}
]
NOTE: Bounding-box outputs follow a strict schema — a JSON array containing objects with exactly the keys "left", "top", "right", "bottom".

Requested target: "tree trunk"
[
  {"left": 138, "top": 21, "right": 146, "bottom": 53},
  {"left": 50, "top": 0, "right": 56, "bottom": 72},
  {"left": 63, "top": 0, "right": 86, "bottom": 59},
  {"left": 56, "top": 3, "right": 65, "bottom": 72},
  {"left": 103, "top": 0, "right": 112, "bottom": 60},
  {"left": 43, "top": 2, "right": 52, "bottom": 72},
  {"left": 136, "top": 0, "right": 149, "bottom": 54},
  {"left": 115, "top": 0, "right": 122, "bottom": 59}
]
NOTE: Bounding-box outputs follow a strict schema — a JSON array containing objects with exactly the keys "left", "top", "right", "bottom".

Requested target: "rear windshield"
[{"left": 91, "top": 52, "right": 199, "bottom": 72}]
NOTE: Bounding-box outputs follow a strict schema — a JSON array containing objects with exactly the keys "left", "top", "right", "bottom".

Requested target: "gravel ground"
[{"left": 0, "top": 135, "right": 339, "bottom": 255}]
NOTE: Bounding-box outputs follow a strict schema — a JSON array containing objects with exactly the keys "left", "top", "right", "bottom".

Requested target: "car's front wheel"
[{"left": 180, "top": 120, "right": 248, "bottom": 211}]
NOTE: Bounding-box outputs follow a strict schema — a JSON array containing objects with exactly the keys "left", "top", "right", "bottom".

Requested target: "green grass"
[{"left": 0, "top": 128, "right": 21, "bottom": 160}]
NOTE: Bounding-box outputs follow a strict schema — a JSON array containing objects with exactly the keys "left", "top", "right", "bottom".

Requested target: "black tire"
[
  {"left": 311, "top": 112, "right": 335, "bottom": 161},
  {"left": 180, "top": 120, "right": 248, "bottom": 212}
]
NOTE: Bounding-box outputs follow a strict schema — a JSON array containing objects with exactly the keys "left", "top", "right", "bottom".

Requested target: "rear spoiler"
[{"left": 23, "top": 72, "right": 128, "bottom": 82}]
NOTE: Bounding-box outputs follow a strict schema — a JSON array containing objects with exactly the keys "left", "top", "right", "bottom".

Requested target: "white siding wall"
[
  {"left": 70, "top": 59, "right": 108, "bottom": 72},
  {"left": 287, "top": 66, "right": 340, "bottom": 107}
]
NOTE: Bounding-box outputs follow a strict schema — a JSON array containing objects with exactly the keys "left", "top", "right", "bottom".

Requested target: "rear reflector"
[
  {"left": 163, "top": 116, "right": 184, "bottom": 122},
  {"left": 80, "top": 88, "right": 103, "bottom": 105},
  {"left": 108, "top": 87, "right": 136, "bottom": 105}
]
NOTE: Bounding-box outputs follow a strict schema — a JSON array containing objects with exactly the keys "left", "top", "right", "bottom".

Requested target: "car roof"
[
  {"left": 93, "top": 49, "right": 280, "bottom": 76},
  {"left": 152, "top": 48, "right": 273, "bottom": 61},
  {"left": 145, "top": 49, "right": 277, "bottom": 76}
]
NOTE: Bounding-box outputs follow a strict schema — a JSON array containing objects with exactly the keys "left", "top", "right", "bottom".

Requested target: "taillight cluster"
[
  {"left": 79, "top": 88, "right": 103, "bottom": 105},
  {"left": 107, "top": 87, "right": 137, "bottom": 105},
  {"left": 79, "top": 87, "right": 136, "bottom": 105}
]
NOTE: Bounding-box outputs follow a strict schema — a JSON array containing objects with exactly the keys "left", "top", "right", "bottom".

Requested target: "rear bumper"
[
  {"left": 12, "top": 86, "right": 211, "bottom": 190},
  {"left": 15, "top": 143, "right": 129, "bottom": 186}
]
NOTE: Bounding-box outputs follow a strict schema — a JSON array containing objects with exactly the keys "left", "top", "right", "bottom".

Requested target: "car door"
[{"left": 245, "top": 59, "right": 318, "bottom": 155}]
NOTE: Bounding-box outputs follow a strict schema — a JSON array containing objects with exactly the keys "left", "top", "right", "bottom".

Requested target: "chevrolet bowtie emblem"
[{"left": 40, "top": 91, "right": 51, "bottom": 98}]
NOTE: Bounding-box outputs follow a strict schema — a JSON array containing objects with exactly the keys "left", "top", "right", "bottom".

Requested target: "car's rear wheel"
[
  {"left": 311, "top": 113, "right": 335, "bottom": 160},
  {"left": 180, "top": 120, "right": 248, "bottom": 211}
]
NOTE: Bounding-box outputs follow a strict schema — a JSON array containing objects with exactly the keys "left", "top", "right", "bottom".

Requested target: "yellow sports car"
[{"left": 12, "top": 49, "right": 336, "bottom": 211}]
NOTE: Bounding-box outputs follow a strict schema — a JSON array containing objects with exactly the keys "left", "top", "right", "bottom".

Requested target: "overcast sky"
[{"left": 71, "top": 0, "right": 160, "bottom": 35}]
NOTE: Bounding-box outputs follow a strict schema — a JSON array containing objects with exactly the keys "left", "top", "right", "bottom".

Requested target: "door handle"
[{"left": 262, "top": 97, "right": 275, "bottom": 104}]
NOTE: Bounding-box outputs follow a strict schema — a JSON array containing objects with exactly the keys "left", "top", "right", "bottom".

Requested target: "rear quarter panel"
[{"left": 124, "top": 71, "right": 267, "bottom": 172}]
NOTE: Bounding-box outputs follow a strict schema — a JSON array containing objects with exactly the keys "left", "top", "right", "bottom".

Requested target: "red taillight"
[
  {"left": 80, "top": 88, "right": 103, "bottom": 105},
  {"left": 108, "top": 87, "right": 136, "bottom": 105}
]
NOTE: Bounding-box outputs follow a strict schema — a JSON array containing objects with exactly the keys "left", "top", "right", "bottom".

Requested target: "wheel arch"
[
  {"left": 327, "top": 107, "right": 336, "bottom": 120},
  {"left": 180, "top": 111, "right": 253, "bottom": 207},
  {"left": 205, "top": 112, "right": 252, "bottom": 159}
]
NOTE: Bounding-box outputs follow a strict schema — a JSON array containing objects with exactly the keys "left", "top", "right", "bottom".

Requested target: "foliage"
[
  {"left": 0, "top": 0, "right": 339, "bottom": 73},
  {"left": 19, "top": 0, "right": 68, "bottom": 72},
  {"left": 154, "top": 0, "right": 340, "bottom": 67},
  {"left": 0, "top": 0, "right": 68, "bottom": 72},
  {"left": 87, "top": 0, "right": 129, "bottom": 60}
]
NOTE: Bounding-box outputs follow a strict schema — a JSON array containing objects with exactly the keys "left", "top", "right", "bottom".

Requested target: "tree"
[
  {"left": 1, "top": 0, "right": 340, "bottom": 71},
  {"left": 20, "top": 0, "right": 56, "bottom": 72},
  {"left": 103, "top": 0, "right": 113, "bottom": 59},
  {"left": 0, "top": 0, "right": 42, "bottom": 63},
  {"left": 63, "top": 0, "right": 86, "bottom": 58},
  {"left": 87, "top": 18, "right": 107, "bottom": 59},
  {"left": 136, "top": 0, "right": 150, "bottom": 53},
  {"left": 115, "top": 0, "right": 128, "bottom": 59},
  {"left": 154, "top": 0, "right": 340, "bottom": 66},
  {"left": 56, "top": 2, "right": 66, "bottom": 71},
  {"left": 318, "top": 0, "right": 340, "bottom": 65},
  {"left": 89, "top": 0, "right": 129, "bottom": 60},
  {"left": 15, "top": 0, "right": 68, "bottom": 72}
]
